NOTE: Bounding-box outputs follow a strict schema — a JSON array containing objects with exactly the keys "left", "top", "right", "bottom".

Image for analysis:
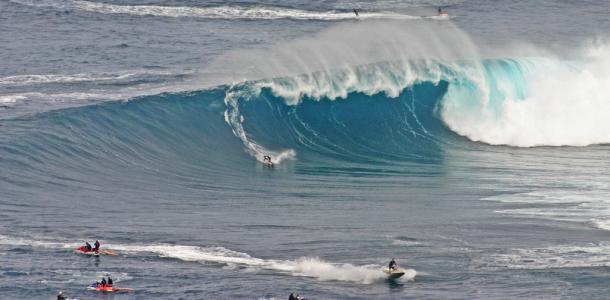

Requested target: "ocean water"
[{"left": 1, "top": 0, "right": 610, "bottom": 299}]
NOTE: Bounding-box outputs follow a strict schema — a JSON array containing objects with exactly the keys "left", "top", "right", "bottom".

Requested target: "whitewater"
[{"left": 1, "top": 0, "right": 610, "bottom": 299}]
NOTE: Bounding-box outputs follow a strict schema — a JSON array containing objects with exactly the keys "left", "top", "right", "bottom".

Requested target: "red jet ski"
[
  {"left": 74, "top": 246, "right": 99, "bottom": 256},
  {"left": 74, "top": 246, "right": 118, "bottom": 256},
  {"left": 87, "top": 284, "right": 133, "bottom": 293}
]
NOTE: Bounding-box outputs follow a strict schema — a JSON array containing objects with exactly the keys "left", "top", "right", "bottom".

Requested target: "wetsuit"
[
  {"left": 94, "top": 240, "right": 100, "bottom": 251},
  {"left": 108, "top": 277, "right": 113, "bottom": 286},
  {"left": 389, "top": 260, "right": 397, "bottom": 270}
]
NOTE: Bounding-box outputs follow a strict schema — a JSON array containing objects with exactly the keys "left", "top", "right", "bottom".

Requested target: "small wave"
[{"left": 10, "top": 0, "right": 422, "bottom": 21}]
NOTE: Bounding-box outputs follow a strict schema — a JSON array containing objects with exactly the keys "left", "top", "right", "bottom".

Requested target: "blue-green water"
[{"left": 1, "top": 1, "right": 610, "bottom": 299}]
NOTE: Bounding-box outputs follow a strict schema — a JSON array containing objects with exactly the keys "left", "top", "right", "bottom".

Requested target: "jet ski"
[
  {"left": 87, "top": 284, "right": 133, "bottom": 293},
  {"left": 74, "top": 246, "right": 118, "bottom": 256},
  {"left": 74, "top": 246, "right": 99, "bottom": 256},
  {"left": 383, "top": 268, "right": 406, "bottom": 279}
]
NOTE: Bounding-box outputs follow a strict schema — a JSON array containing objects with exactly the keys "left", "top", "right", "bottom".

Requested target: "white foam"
[
  {"left": 591, "top": 219, "right": 610, "bottom": 231},
  {"left": 0, "top": 70, "right": 178, "bottom": 86},
  {"left": 112, "top": 243, "right": 403, "bottom": 283},
  {"left": 0, "top": 234, "right": 79, "bottom": 248},
  {"left": 0, "top": 236, "right": 414, "bottom": 284},
  {"left": 10, "top": 0, "right": 422, "bottom": 21},
  {"left": 392, "top": 239, "right": 423, "bottom": 246},
  {"left": 223, "top": 85, "right": 297, "bottom": 164},
  {"left": 0, "top": 94, "right": 28, "bottom": 104},
  {"left": 478, "top": 242, "right": 610, "bottom": 270},
  {"left": 484, "top": 189, "right": 610, "bottom": 232},
  {"left": 442, "top": 43, "right": 610, "bottom": 147}
]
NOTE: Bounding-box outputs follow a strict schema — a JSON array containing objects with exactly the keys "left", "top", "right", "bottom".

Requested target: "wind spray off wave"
[{"left": 210, "top": 20, "right": 610, "bottom": 152}]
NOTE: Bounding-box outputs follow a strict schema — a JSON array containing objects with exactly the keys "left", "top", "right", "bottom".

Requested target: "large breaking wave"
[{"left": 1, "top": 20, "right": 609, "bottom": 187}]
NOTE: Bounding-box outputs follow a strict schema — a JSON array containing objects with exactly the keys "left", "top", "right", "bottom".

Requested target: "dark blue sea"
[{"left": 1, "top": 1, "right": 610, "bottom": 299}]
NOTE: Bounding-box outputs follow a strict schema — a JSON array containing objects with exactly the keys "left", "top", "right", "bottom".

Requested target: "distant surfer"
[
  {"left": 57, "top": 291, "right": 66, "bottom": 300},
  {"left": 389, "top": 258, "right": 397, "bottom": 270},
  {"left": 438, "top": 7, "right": 442, "bottom": 14},
  {"left": 263, "top": 155, "right": 273, "bottom": 167},
  {"left": 353, "top": 8, "right": 359, "bottom": 17},
  {"left": 289, "top": 293, "right": 295, "bottom": 300}
]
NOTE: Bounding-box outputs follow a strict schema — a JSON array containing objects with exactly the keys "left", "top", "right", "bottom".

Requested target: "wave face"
[{"left": 222, "top": 51, "right": 610, "bottom": 168}]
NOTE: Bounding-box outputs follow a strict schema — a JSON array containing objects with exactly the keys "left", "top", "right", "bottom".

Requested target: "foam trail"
[
  {"left": 0, "top": 235, "right": 80, "bottom": 248},
  {"left": 9, "top": 0, "right": 420, "bottom": 21},
  {"left": 111, "top": 244, "right": 414, "bottom": 283},
  {"left": 224, "top": 85, "right": 296, "bottom": 164},
  {"left": 0, "top": 70, "right": 181, "bottom": 86},
  {"left": 0, "top": 236, "right": 412, "bottom": 283}
]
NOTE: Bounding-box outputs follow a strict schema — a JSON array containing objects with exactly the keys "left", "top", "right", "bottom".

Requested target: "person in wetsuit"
[
  {"left": 94, "top": 240, "right": 100, "bottom": 251},
  {"left": 57, "top": 291, "right": 66, "bottom": 300},
  {"left": 353, "top": 8, "right": 359, "bottom": 16},
  {"left": 107, "top": 275, "right": 113, "bottom": 287},
  {"left": 100, "top": 277, "right": 107, "bottom": 287},
  {"left": 389, "top": 258, "right": 397, "bottom": 270},
  {"left": 85, "top": 242, "right": 92, "bottom": 251}
]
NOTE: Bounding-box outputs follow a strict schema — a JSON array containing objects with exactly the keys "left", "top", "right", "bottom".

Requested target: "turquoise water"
[{"left": 1, "top": 1, "right": 610, "bottom": 299}]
